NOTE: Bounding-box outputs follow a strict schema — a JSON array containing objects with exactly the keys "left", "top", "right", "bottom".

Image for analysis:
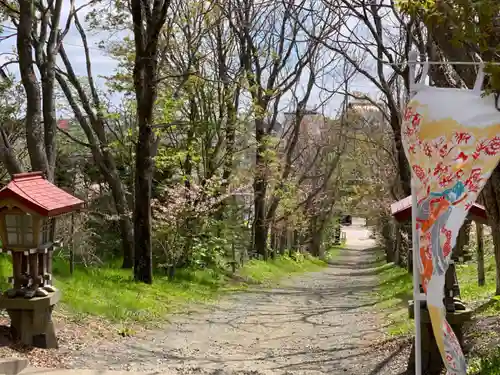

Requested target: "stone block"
[
  {"left": 0, "top": 358, "right": 28, "bottom": 375},
  {"left": 0, "top": 291, "right": 60, "bottom": 349}
]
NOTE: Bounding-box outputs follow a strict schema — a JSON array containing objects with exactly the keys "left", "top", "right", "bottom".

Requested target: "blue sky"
[
  {"left": 0, "top": 1, "right": 119, "bottom": 97},
  {"left": 0, "top": 1, "right": 382, "bottom": 119}
]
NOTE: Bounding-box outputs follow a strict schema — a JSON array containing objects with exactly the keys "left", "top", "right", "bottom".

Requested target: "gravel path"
[{"left": 64, "top": 219, "right": 407, "bottom": 375}]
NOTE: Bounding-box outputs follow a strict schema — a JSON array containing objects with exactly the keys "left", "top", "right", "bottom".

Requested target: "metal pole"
[{"left": 411, "top": 184, "right": 422, "bottom": 375}]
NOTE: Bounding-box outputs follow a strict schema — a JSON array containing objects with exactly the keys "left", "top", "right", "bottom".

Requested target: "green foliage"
[
  {"left": 0, "top": 0, "right": 358, "bottom": 300},
  {"left": 54, "top": 260, "right": 225, "bottom": 323},
  {"left": 321, "top": 217, "right": 344, "bottom": 250},
  {"left": 235, "top": 252, "right": 327, "bottom": 284},
  {"left": 399, "top": 0, "right": 500, "bottom": 90},
  {"left": 152, "top": 180, "right": 252, "bottom": 272},
  {"left": 468, "top": 347, "right": 500, "bottom": 375},
  {"left": 0, "top": 254, "right": 10, "bottom": 290}
]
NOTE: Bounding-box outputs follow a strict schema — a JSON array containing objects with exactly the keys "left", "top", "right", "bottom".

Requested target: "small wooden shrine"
[
  {"left": 0, "top": 172, "right": 83, "bottom": 348},
  {"left": 391, "top": 195, "right": 488, "bottom": 223}
]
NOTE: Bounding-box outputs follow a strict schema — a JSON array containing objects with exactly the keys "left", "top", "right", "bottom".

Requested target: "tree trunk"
[
  {"left": 40, "top": 0, "right": 64, "bottom": 182},
  {"left": 0, "top": 129, "right": 22, "bottom": 176},
  {"left": 493, "top": 227, "right": 500, "bottom": 295},
  {"left": 108, "top": 178, "right": 134, "bottom": 269},
  {"left": 292, "top": 229, "right": 299, "bottom": 250},
  {"left": 482, "top": 171, "right": 500, "bottom": 295},
  {"left": 133, "top": 116, "right": 155, "bottom": 283},
  {"left": 476, "top": 223, "right": 485, "bottom": 287},
  {"left": 270, "top": 225, "right": 277, "bottom": 259},
  {"left": 69, "top": 212, "right": 75, "bottom": 275},
  {"left": 307, "top": 217, "right": 322, "bottom": 258},
  {"left": 17, "top": 0, "right": 49, "bottom": 176},
  {"left": 253, "top": 121, "right": 268, "bottom": 260},
  {"left": 394, "top": 221, "right": 402, "bottom": 266},
  {"left": 55, "top": 48, "right": 135, "bottom": 268},
  {"left": 408, "top": 247, "right": 413, "bottom": 274},
  {"left": 453, "top": 219, "right": 471, "bottom": 260},
  {"left": 279, "top": 230, "right": 287, "bottom": 255},
  {"left": 382, "top": 216, "right": 395, "bottom": 262},
  {"left": 130, "top": 0, "right": 171, "bottom": 284},
  {"left": 391, "top": 113, "right": 411, "bottom": 196}
]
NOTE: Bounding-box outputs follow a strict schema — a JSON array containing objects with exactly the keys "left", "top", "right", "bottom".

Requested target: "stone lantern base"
[{"left": 0, "top": 290, "right": 60, "bottom": 348}]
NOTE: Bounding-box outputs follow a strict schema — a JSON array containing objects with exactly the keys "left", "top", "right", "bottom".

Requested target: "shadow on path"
[{"left": 63, "top": 225, "right": 407, "bottom": 375}]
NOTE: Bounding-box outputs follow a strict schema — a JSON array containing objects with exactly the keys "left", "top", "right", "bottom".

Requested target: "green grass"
[
  {"left": 238, "top": 252, "right": 327, "bottom": 284},
  {"left": 468, "top": 347, "right": 500, "bottom": 375},
  {"left": 0, "top": 255, "right": 9, "bottom": 290},
  {"left": 456, "top": 256, "right": 500, "bottom": 316},
  {"left": 0, "top": 248, "right": 339, "bottom": 325},
  {"left": 374, "top": 247, "right": 500, "bottom": 337},
  {"left": 326, "top": 245, "right": 343, "bottom": 261},
  {"left": 372, "top": 261, "right": 413, "bottom": 336}
]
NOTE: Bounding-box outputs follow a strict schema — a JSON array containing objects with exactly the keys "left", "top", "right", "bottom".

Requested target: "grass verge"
[
  {"left": 373, "top": 247, "right": 499, "bottom": 337},
  {"left": 0, "top": 248, "right": 341, "bottom": 325},
  {"left": 372, "top": 261, "right": 413, "bottom": 336},
  {"left": 237, "top": 252, "right": 327, "bottom": 284},
  {"left": 468, "top": 347, "right": 500, "bottom": 375}
]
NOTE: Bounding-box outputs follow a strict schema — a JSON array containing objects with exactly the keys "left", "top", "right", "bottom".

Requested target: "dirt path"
[{"left": 64, "top": 219, "right": 399, "bottom": 375}]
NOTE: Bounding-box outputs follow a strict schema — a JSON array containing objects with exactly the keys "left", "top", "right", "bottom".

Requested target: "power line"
[
  {"left": 4, "top": 22, "right": 499, "bottom": 67},
  {"left": 379, "top": 60, "right": 500, "bottom": 67},
  {"left": 0, "top": 23, "right": 106, "bottom": 52}
]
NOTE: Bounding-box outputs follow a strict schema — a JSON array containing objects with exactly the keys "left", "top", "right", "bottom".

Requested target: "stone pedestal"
[
  {"left": 0, "top": 358, "right": 28, "bottom": 375},
  {"left": 406, "top": 303, "right": 471, "bottom": 375},
  {"left": 0, "top": 290, "right": 60, "bottom": 348}
]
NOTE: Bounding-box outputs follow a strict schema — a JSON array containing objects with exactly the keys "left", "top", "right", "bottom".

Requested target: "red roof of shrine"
[
  {"left": 391, "top": 195, "right": 487, "bottom": 224},
  {"left": 0, "top": 172, "right": 84, "bottom": 217}
]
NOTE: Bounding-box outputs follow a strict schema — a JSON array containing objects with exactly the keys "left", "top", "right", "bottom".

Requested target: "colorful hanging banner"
[{"left": 402, "top": 81, "right": 500, "bottom": 374}]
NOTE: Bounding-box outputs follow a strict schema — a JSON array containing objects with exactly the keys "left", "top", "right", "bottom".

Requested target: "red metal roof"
[
  {"left": 0, "top": 172, "right": 84, "bottom": 217},
  {"left": 391, "top": 195, "right": 487, "bottom": 224}
]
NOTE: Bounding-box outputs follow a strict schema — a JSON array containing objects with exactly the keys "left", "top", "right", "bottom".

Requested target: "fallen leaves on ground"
[{"left": 0, "top": 312, "right": 116, "bottom": 369}]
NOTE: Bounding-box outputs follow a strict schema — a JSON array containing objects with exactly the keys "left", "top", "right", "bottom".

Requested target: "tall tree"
[
  {"left": 224, "top": 0, "right": 338, "bottom": 259},
  {"left": 54, "top": 9, "right": 135, "bottom": 269},
  {"left": 130, "top": 0, "right": 172, "bottom": 283},
  {"left": 0, "top": 0, "right": 73, "bottom": 181}
]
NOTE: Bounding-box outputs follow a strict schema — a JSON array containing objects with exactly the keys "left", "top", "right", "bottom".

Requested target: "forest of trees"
[{"left": 0, "top": 0, "right": 498, "bottom": 286}]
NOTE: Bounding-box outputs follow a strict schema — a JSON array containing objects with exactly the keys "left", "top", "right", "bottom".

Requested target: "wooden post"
[
  {"left": 69, "top": 213, "right": 75, "bottom": 275},
  {"left": 37, "top": 250, "right": 45, "bottom": 287},
  {"left": 394, "top": 221, "right": 402, "bottom": 266},
  {"left": 231, "top": 242, "right": 236, "bottom": 274},
  {"left": 408, "top": 248, "right": 413, "bottom": 274},
  {"left": 21, "top": 253, "right": 28, "bottom": 278},
  {"left": 26, "top": 252, "right": 39, "bottom": 298},
  {"left": 12, "top": 251, "right": 22, "bottom": 290},
  {"left": 477, "top": 223, "right": 485, "bottom": 286}
]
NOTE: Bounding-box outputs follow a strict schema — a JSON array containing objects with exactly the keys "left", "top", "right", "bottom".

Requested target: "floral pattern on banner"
[{"left": 402, "top": 93, "right": 500, "bottom": 375}]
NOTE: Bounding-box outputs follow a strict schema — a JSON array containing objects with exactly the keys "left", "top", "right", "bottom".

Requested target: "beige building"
[
  {"left": 282, "top": 110, "right": 328, "bottom": 139},
  {"left": 346, "top": 92, "right": 385, "bottom": 130}
]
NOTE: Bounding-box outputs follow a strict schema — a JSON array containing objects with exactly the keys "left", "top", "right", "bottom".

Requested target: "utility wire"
[
  {"left": 374, "top": 60, "right": 500, "bottom": 67},
  {"left": 0, "top": 23, "right": 108, "bottom": 52}
]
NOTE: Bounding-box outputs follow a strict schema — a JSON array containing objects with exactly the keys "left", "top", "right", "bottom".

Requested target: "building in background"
[
  {"left": 282, "top": 109, "right": 326, "bottom": 138},
  {"left": 346, "top": 91, "right": 385, "bottom": 130}
]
